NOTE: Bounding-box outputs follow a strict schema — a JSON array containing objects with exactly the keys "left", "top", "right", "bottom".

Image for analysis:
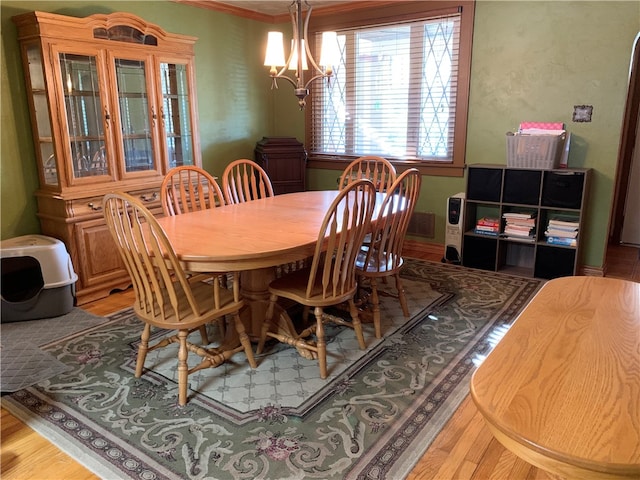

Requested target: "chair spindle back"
[
  {"left": 338, "top": 155, "right": 397, "bottom": 193},
  {"left": 306, "top": 179, "right": 377, "bottom": 300},
  {"left": 222, "top": 159, "right": 274, "bottom": 204},
  {"left": 161, "top": 166, "right": 225, "bottom": 216}
]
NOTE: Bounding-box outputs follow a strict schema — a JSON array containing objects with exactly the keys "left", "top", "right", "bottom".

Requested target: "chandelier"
[{"left": 264, "top": 0, "right": 339, "bottom": 109}]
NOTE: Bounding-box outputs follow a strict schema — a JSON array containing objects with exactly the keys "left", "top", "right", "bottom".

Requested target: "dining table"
[{"left": 155, "top": 190, "right": 385, "bottom": 358}]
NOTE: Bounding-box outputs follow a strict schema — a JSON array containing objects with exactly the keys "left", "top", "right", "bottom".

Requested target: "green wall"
[{"left": 1, "top": 1, "right": 639, "bottom": 272}]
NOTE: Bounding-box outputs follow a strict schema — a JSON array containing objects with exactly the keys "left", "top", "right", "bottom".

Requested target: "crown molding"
[
  {"left": 173, "top": 0, "right": 281, "bottom": 22},
  {"left": 173, "top": 1, "right": 399, "bottom": 23}
]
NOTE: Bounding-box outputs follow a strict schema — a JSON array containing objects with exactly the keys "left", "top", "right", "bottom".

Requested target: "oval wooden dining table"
[
  {"left": 154, "top": 190, "right": 384, "bottom": 357},
  {"left": 470, "top": 276, "right": 640, "bottom": 479}
]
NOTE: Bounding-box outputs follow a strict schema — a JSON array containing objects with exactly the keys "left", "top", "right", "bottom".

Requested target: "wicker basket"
[{"left": 506, "top": 132, "right": 565, "bottom": 169}]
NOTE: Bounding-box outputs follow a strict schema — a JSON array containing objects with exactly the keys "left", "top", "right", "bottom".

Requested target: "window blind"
[{"left": 310, "top": 13, "right": 461, "bottom": 163}]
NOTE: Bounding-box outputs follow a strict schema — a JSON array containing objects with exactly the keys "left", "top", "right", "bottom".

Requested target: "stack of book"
[
  {"left": 474, "top": 217, "right": 500, "bottom": 236},
  {"left": 545, "top": 215, "right": 579, "bottom": 246},
  {"left": 502, "top": 212, "right": 536, "bottom": 241}
]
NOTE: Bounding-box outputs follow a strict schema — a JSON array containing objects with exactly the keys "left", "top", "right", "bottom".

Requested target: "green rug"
[{"left": 1, "top": 260, "right": 543, "bottom": 479}]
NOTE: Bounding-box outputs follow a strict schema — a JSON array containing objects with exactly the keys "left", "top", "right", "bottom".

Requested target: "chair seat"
[
  {"left": 136, "top": 276, "right": 242, "bottom": 331},
  {"left": 355, "top": 249, "right": 404, "bottom": 275},
  {"left": 268, "top": 267, "right": 358, "bottom": 308}
]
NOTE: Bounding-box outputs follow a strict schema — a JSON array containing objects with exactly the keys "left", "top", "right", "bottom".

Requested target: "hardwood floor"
[
  {"left": 604, "top": 243, "right": 640, "bottom": 282},
  {"left": 2, "top": 241, "right": 638, "bottom": 480}
]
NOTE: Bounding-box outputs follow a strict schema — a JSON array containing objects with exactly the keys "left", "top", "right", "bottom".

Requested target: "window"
[{"left": 306, "top": 1, "right": 474, "bottom": 176}]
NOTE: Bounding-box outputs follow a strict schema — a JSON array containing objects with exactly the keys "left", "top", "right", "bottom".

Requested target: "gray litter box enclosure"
[{"left": 1, "top": 235, "right": 78, "bottom": 322}]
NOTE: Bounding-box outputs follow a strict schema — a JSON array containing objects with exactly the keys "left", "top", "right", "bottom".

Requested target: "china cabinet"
[{"left": 13, "top": 11, "right": 201, "bottom": 304}]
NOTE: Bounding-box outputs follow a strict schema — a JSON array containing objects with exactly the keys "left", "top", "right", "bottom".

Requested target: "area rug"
[
  {"left": 0, "top": 308, "right": 109, "bottom": 392},
  {"left": 1, "top": 260, "right": 543, "bottom": 479}
]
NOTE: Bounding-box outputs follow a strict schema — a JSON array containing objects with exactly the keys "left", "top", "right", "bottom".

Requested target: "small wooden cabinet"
[
  {"left": 462, "top": 164, "right": 591, "bottom": 279},
  {"left": 13, "top": 11, "right": 201, "bottom": 304},
  {"left": 254, "top": 137, "right": 307, "bottom": 194}
]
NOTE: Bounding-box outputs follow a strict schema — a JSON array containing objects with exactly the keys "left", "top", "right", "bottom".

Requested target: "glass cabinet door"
[
  {"left": 59, "top": 52, "right": 110, "bottom": 180},
  {"left": 160, "top": 62, "right": 195, "bottom": 168},
  {"left": 113, "top": 56, "right": 158, "bottom": 174},
  {"left": 23, "top": 43, "right": 57, "bottom": 186},
  {"left": 18, "top": 15, "right": 200, "bottom": 190}
]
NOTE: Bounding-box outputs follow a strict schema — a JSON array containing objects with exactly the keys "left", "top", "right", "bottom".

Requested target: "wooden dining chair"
[
  {"left": 161, "top": 165, "right": 225, "bottom": 216},
  {"left": 102, "top": 192, "right": 256, "bottom": 406},
  {"left": 256, "top": 179, "right": 377, "bottom": 379},
  {"left": 222, "top": 159, "right": 274, "bottom": 204},
  {"left": 355, "top": 168, "right": 422, "bottom": 338},
  {"left": 161, "top": 165, "right": 229, "bottom": 292},
  {"left": 221, "top": 158, "right": 308, "bottom": 276},
  {"left": 339, "top": 156, "right": 397, "bottom": 250},
  {"left": 338, "top": 155, "right": 397, "bottom": 193}
]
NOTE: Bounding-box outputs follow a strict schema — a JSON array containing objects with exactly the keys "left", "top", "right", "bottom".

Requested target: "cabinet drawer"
[
  {"left": 71, "top": 195, "right": 107, "bottom": 218},
  {"left": 128, "top": 188, "right": 161, "bottom": 210},
  {"left": 71, "top": 188, "right": 161, "bottom": 218}
]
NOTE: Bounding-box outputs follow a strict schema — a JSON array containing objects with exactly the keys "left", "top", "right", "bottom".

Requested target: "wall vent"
[{"left": 407, "top": 211, "right": 436, "bottom": 238}]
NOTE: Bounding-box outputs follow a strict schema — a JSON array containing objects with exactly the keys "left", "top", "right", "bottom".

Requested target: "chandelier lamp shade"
[{"left": 264, "top": 0, "right": 339, "bottom": 109}]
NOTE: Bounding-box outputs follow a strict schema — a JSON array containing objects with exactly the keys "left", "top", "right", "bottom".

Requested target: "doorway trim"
[{"left": 610, "top": 32, "right": 640, "bottom": 244}]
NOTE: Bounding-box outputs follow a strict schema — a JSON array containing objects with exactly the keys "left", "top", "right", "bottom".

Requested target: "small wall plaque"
[{"left": 573, "top": 105, "right": 593, "bottom": 122}]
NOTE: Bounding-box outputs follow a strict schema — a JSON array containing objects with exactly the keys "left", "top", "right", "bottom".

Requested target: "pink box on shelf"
[{"left": 519, "top": 122, "right": 564, "bottom": 131}]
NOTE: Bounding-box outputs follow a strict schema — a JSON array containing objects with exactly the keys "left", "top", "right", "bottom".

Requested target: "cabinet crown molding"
[{"left": 13, "top": 11, "right": 197, "bottom": 47}]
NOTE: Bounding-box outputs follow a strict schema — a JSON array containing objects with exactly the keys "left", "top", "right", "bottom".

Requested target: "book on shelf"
[
  {"left": 504, "top": 223, "right": 533, "bottom": 232},
  {"left": 474, "top": 228, "right": 499, "bottom": 236},
  {"left": 546, "top": 223, "right": 579, "bottom": 233},
  {"left": 546, "top": 236, "right": 577, "bottom": 247},
  {"left": 476, "top": 217, "right": 500, "bottom": 227},
  {"left": 502, "top": 211, "right": 536, "bottom": 239},
  {"left": 503, "top": 212, "right": 537, "bottom": 220},
  {"left": 474, "top": 217, "right": 500, "bottom": 236},
  {"left": 504, "top": 226, "right": 534, "bottom": 237},
  {"left": 506, "top": 218, "right": 536, "bottom": 228},
  {"left": 547, "top": 214, "right": 580, "bottom": 228},
  {"left": 545, "top": 228, "right": 578, "bottom": 238},
  {"left": 545, "top": 214, "right": 579, "bottom": 241},
  {"left": 548, "top": 219, "right": 580, "bottom": 228},
  {"left": 475, "top": 224, "right": 500, "bottom": 232},
  {"left": 502, "top": 234, "right": 535, "bottom": 242}
]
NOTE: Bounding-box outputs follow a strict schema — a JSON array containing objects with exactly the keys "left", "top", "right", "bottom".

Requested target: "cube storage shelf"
[{"left": 462, "top": 164, "right": 591, "bottom": 279}]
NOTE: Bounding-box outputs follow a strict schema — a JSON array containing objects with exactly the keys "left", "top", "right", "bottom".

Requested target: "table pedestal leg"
[
  {"left": 238, "top": 267, "right": 314, "bottom": 360},
  {"left": 239, "top": 267, "right": 276, "bottom": 338}
]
